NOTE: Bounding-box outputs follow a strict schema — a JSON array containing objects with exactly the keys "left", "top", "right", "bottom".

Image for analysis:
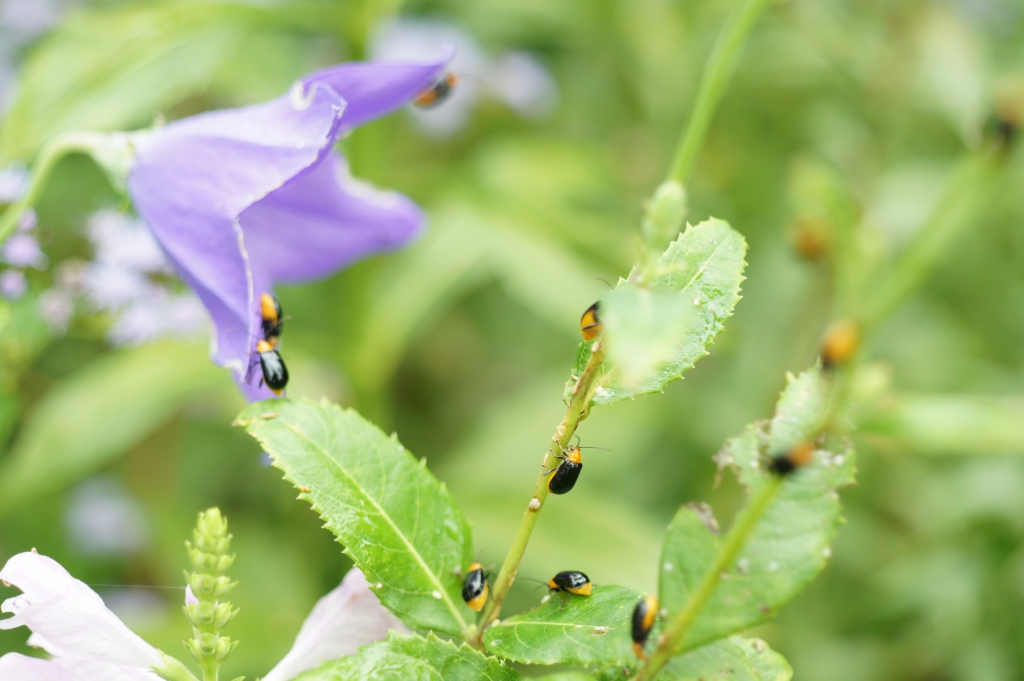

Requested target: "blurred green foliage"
[{"left": 2, "top": 0, "right": 1024, "bottom": 680}]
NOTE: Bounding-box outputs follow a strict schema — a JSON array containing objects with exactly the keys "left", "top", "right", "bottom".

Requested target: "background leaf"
[
  {"left": 859, "top": 393, "right": 1024, "bottom": 455},
  {"left": 660, "top": 367, "right": 856, "bottom": 652},
  {"left": 238, "top": 399, "right": 474, "bottom": 636},
  {"left": 0, "top": 1, "right": 341, "bottom": 163},
  {"left": 565, "top": 218, "right": 746, "bottom": 405},
  {"left": 0, "top": 341, "right": 225, "bottom": 517}
]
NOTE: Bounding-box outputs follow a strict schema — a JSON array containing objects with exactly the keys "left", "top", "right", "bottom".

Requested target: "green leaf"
[
  {"left": 565, "top": 218, "right": 746, "bottom": 405},
  {"left": 293, "top": 648, "right": 441, "bottom": 681},
  {"left": 594, "top": 638, "right": 790, "bottom": 681},
  {"left": 600, "top": 285, "right": 696, "bottom": 389},
  {"left": 730, "top": 637, "right": 793, "bottom": 681},
  {"left": 295, "top": 633, "right": 524, "bottom": 681},
  {"left": 660, "top": 367, "right": 855, "bottom": 652},
  {"left": 237, "top": 399, "right": 474, "bottom": 636},
  {"left": 0, "top": 342, "right": 225, "bottom": 517},
  {"left": 627, "top": 637, "right": 788, "bottom": 681},
  {"left": 483, "top": 585, "right": 639, "bottom": 668},
  {"left": 375, "top": 633, "right": 523, "bottom": 681}
]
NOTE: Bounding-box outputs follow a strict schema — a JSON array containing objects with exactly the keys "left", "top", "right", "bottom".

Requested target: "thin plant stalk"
[
  {"left": 474, "top": 343, "right": 607, "bottom": 640},
  {"left": 476, "top": 0, "right": 774, "bottom": 644},
  {"left": 667, "top": 0, "right": 773, "bottom": 186}
]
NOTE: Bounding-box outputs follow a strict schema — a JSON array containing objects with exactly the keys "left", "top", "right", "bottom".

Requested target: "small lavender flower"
[
  {"left": 16, "top": 208, "right": 35, "bottom": 230},
  {"left": 0, "top": 268, "right": 25, "bottom": 299},
  {"left": 81, "top": 263, "right": 153, "bottom": 311},
  {"left": 490, "top": 51, "right": 559, "bottom": 119},
  {"left": 127, "top": 56, "right": 451, "bottom": 400},
  {"left": 1, "top": 231, "right": 45, "bottom": 268},
  {"left": 36, "top": 287, "right": 73, "bottom": 332},
  {"left": 370, "top": 18, "right": 559, "bottom": 136},
  {"left": 87, "top": 209, "right": 168, "bottom": 274}
]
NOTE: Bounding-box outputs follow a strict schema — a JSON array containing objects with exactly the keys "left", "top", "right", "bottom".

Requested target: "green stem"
[
  {"left": 634, "top": 477, "right": 784, "bottom": 681},
  {"left": 0, "top": 131, "right": 114, "bottom": 244},
  {"left": 667, "top": 0, "right": 773, "bottom": 185},
  {"left": 475, "top": 343, "right": 607, "bottom": 642}
]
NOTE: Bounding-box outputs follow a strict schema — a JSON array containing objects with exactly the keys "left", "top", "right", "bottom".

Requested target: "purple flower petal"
[
  {"left": 240, "top": 154, "right": 424, "bottom": 284},
  {"left": 128, "top": 57, "right": 448, "bottom": 399},
  {"left": 303, "top": 52, "right": 451, "bottom": 133}
]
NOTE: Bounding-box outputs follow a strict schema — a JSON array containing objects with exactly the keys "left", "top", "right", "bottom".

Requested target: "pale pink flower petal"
[
  {"left": 0, "top": 552, "right": 162, "bottom": 669},
  {"left": 262, "top": 568, "right": 410, "bottom": 681},
  {"left": 28, "top": 635, "right": 159, "bottom": 681},
  {"left": 0, "top": 652, "right": 87, "bottom": 681}
]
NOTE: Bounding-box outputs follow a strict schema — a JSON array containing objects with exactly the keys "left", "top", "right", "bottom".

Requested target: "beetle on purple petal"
[{"left": 127, "top": 53, "right": 451, "bottom": 400}]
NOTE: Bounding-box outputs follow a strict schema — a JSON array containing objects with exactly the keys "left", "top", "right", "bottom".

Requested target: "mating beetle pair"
[
  {"left": 250, "top": 293, "right": 289, "bottom": 395},
  {"left": 460, "top": 565, "right": 592, "bottom": 613}
]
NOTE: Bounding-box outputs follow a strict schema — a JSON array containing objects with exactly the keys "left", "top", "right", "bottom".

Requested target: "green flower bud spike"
[{"left": 182, "top": 508, "right": 241, "bottom": 681}]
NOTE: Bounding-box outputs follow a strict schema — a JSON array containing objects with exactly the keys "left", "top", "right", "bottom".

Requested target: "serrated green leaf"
[
  {"left": 0, "top": 342, "right": 225, "bottom": 517},
  {"left": 293, "top": 648, "right": 441, "bottom": 681},
  {"left": 484, "top": 585, "right": 639, "bottom": 667},
  {"left": 375, "top": 632, "right": 523, "bottom": 681},
  {"left": 601, "top": 285, "right": 696, "bottom": 389},
  {"left": 565, "top": 218, "right": 746, "bottom": 405},
  {"left": 238, "top": 399, "right": 474, "bottom": 636},
  {"left": 660, "top": 367, "right": 855, "bottom": 652}
]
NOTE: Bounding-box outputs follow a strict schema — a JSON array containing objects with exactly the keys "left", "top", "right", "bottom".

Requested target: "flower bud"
[
  {"left": 213, "top": 602, "right": 237, "bottom": 630},
  {"left": 185, "top": 638, "right": 204, "bottom": 663},
  {"left": 214, "top": 636, "right": 234, "bottom": 661},
  {"left": 215, "top": 553, "right": 236, "bottom": 573},
  {"left": 641, "top": 180, "right": 687, "bottom": 253}
]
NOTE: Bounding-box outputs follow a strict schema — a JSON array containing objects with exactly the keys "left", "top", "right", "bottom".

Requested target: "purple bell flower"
[{"left": 127, "top": 55, "right": 450, "bottom": 400}]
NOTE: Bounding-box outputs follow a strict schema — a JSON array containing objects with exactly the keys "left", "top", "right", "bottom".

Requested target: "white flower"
[
  {"left": 0, "top": 552, "right": 164, "bottom": 677},
  {"left": 0, "top": 552, "right": 410, "bottom": 681}
]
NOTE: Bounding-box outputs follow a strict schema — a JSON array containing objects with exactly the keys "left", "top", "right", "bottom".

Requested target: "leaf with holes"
[
  {"left": 564, "top": 218, "right": 746, "bottom": 406},
  {"left": 660, "top": 366, "right": 855, "bottom": 653},
  {"left": 237, "top": 399, "right": 474, "bottom": 636}
]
